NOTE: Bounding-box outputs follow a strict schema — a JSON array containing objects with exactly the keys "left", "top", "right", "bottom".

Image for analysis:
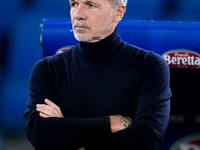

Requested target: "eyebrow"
[
  {"left": 84, "top": 0, "right": 100, "bottom": 6},
  {"left": 69, "top": 0, "right": 100, "bottom": 6}
]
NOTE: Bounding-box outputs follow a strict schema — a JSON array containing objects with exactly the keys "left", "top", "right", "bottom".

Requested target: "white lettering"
[
  {"left": 182, "top": 57, "right": 187, "bottom": 65},
  {"left": 171, "top": 57, "right": 177, "bottom": 64},
  {"left": 177, "top": 57, "right": 181, "bottom": 65},
  {"left": 195, "top": 57, "right": 200, "bottom": 65},
  {"left": 175, "top": 52, "right": 189, "bottom": 57},
  {"left": 188, "top": 56, "right": 193, "bottom": 65},
  {"left": 163, "top": 55, "right": 171, "bottom": 65},
  {"left": 163, "top": 53, "right": 200, "bottom": 68}
]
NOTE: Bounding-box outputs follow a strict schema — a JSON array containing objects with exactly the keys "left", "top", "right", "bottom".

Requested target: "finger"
[
  {"left": 36, "top": 103, "right": 63, "bottom": 118},
  {"left": 45, "top": 99, "right": 58, "bottom": 108},
  {"left": 36, "top": 104, "right": 53, "bottom": 116},
  {"left": 36, "top": 104, "right": 52, "bottom": 112},
  {"left": 36, "top": 99, "right": 64, "bottom": 118},
  {"left": 39, "top": 112, "right": 50, "bottom": 118},
  {"left": 44, "top": 99, "right": 64, "bottom": 117}
]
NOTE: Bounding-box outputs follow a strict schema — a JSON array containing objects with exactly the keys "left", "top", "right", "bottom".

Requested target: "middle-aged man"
[{"left": 24, "top": 0, "right": 171, "bottom": 149}]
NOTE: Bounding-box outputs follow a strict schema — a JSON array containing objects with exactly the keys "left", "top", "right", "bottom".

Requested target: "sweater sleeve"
[
  {"left": 85, "top": 52, "right": 171, "bottom": 150},
  {"left": 23, "top": 58, "right": 112, "bottom": 150}
]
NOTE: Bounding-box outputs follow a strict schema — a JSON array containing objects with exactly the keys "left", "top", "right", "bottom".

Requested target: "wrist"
[
  {"left": 124, "top": 116, "right": 133, "bottom": 125},
  {"left": 118, "top": 115, "right": 128, "bottom": 129},
  {"left": 110, "top": 116, "right": 124, "bottom": 133},
  {"left": 109, "top": 115, "right": 133, "bottom": 133}
]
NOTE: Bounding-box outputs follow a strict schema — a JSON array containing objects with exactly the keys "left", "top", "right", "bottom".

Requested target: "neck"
[
  {"left": 78, "top": 27, "right": 122, "bottom": 60},
  {"left": 83, "top": 26, "right": 116, "bottom": 43}
]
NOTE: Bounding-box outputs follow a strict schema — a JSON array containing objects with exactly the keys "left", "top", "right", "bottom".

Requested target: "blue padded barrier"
[
  {"left": 42, "top": 18, "right": 200, "bottom": 57},
  {"left": 42, "top": 18, "right": 200, "bottom": 150}
]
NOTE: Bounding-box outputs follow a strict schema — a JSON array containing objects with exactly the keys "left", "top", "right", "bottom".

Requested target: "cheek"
[
  {"left": 70, "top": 10, "right": 75, "bottom": 20},
  {"left": 95, "top": 15, "right": 110, "bottom": 25},
  {"left": 99, "top": 16, "right": 113, "bottom": 27},
  {"left": 70, "top": 10, "right": 73, "bottom": 17}
]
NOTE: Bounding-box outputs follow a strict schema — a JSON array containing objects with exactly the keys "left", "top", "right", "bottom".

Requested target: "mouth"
[
  {"left": 74, "top": 26, "right": 89, "bottom": 30},
  {"left": 73, "top": 22, "right": 91, "bottom": 31}
]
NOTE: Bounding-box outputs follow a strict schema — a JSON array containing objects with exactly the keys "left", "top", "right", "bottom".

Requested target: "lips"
[
  {"left": 74, "top": 25, "right": 88, "bottom": 30},
  {"left": 73, "top": 22, "right": 91, "bottom": 30}
]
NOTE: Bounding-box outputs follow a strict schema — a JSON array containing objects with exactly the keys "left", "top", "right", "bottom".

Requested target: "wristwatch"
[{"left": 118, "top": 115, "right": 129, "bottom": 129}]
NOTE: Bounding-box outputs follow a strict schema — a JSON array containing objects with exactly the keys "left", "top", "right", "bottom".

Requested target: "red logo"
[
  {"left": 55, "top": 45, "right": 74, "bottom": 55},
  {"left": 162, "top": 49, "right": 200, "bottom": 68},
  {"left": 170, "top": 133, "right": 200, "bottom": 150}
]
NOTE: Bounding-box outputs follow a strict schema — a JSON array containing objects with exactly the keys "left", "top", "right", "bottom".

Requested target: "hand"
[
  {"left": 36, "top": 99, "right": 64, "bottom": 118},
  {"left": 110, "top": 115, "right": 132, "bottom": 133},
  {"left": 78, "top": 147, "right": 85, "bottom": 150}
]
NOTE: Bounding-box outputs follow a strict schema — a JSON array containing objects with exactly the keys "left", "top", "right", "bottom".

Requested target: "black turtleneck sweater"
[{"left": 24, "top": 28, "right": 171, "bottom": 150}]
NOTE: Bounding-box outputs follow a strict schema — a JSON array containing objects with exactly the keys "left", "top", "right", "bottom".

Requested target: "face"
[{"left": 69, "top": 0, "right": 117, "bottom": 43}]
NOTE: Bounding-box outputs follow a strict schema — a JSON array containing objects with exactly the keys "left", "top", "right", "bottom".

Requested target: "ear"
[{"left": 113, "top": 4, "right": 126, "bottom": 23}]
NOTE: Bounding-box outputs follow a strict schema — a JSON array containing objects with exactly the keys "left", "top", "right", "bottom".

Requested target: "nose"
[{"left": 71, "top": 5, "right": 87, "bottom": 20}]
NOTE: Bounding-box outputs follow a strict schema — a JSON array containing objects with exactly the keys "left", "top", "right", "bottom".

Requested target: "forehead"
[{"left": 69, "top": 0, "right": 110, "bottom": 3}]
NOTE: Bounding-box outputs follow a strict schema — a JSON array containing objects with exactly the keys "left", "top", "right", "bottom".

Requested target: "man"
[{"left": 24, "top": 0, "right": 171, "bottom": 149}]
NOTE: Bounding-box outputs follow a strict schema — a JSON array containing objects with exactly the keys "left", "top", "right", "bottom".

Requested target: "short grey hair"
[{"left": 110, "top": 0, "right": 128, "bottom": 8}]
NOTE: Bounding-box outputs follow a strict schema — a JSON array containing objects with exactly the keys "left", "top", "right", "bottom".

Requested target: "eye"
[
  {"left": 86, "top": 2, "right": 97, "bottom": 8},
  {"left": 88, "top": 4, "right": 94, "bottom": 8},
  {"left": 70, "top": 2, "right": 78, "bottom": 7}
]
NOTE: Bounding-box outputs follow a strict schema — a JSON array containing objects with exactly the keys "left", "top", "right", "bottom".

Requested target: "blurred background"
[{"left": 0, "top": 0, "right": 200, "bottom": 150}]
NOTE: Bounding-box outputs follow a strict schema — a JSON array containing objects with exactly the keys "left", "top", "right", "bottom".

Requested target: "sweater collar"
[{"left": 78, "top": 27, "right": 122, "bottom": 59}]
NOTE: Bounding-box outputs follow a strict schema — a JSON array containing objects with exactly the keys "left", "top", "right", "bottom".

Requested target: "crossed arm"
[
  {"left": 36, "top": 98, "right": 132, "bottom": 150},
  {"left": 25, "top": 53, "right": 171, "bottom": 150},
  {"left": 36, "top": 99, "right": 131, "bottom": 132}
]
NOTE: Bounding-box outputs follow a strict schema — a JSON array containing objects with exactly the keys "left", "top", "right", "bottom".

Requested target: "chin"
[{"left": 75, "top": 34, "right": 93, "bottom": 42}]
